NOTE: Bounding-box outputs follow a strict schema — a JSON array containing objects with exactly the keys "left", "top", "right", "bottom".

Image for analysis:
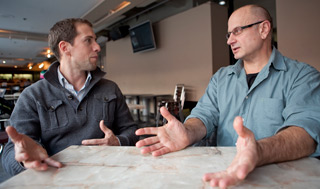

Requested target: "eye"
[
  {"left": 85, "top": 38, "right": 92, "bottom": 43},
  {"left": 233, "top": 27, "right": 242, "bottom": 35}
]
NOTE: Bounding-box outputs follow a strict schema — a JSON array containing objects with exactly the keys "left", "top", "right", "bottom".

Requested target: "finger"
[
  {"left": 135, "top": 127, "right": 158, "bottom": 136},
  {"left": 233, "top": 116, "right": 248, "bottom": 138},
  {"left": 15, "top": 152, "right": 29, "bottom": 162},
  {"left": 24, "top": 160, "right": 48, "bottom": 171},
  {"left": 135, "top": 136, "right": 159, "bottom": 148},
  {"left": 5, "top": 126, "right": 22, "bottom": 143},
  {"left": 236, "top": 164, "right": 250, "bottom": 180},
  {"left": 160, "top": 106, "right": 176, "bottom": 122},
  {"left": 152, "top": 146, "right": 171, "bottom": 157},
  {"left": 218, "top": 179, "right": 228, "bottom": 189},
  {"left": 82, "top": 139, "right": 105, "bottom": 145},
  {"left": 44, "top": 158, "right": 63, "bottom": 168},
  {"left": 209, "top": 178, "right": 219, "bottom": 187},
  {"left": 202, "top": 172, "right": 215, "bottom": 181},
  {"left": 99, "top": 120, "right": 111, "bottom": 136},
  {"left": 233, "top": 116, "right": 254, "bottom": 139},
  {"left": 140, "top": 142, "right": 163, "bottom": 154}
]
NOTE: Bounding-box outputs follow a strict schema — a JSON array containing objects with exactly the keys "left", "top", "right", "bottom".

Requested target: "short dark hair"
[{"left": 48, "top": 18, "right": 92, "bottom": 60}]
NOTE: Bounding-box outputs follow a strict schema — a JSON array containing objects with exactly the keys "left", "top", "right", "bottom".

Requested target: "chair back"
[
  {"left": 156, "top": 84, "right": 185, "bottom": 126},
  {"left": 0, "top": 88, "right": 6, "bottom": 98}
]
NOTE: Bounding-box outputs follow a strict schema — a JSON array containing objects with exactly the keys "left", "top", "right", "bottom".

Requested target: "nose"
[
  {"left": 227, "top": 33, "right": 236, "bottom": 46},
  {"left": 93, "top": 41, "right": 101, "bottom": 53}
]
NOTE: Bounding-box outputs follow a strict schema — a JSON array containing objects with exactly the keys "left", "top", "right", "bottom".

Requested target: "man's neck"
[
  {"left": 59, "top": 63, "right": 87, "bottom": 91},
  {"left": 243, "top": 46, "right": 272, "bottom": 74}
]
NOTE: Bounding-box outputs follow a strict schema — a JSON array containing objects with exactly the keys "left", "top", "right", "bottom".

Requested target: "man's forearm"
[
  {"left": 184, "top": 118, "right": 207, "bottom": 145},
  {"left": 257, "top": 126, "right": 316, "bottom": 166}
]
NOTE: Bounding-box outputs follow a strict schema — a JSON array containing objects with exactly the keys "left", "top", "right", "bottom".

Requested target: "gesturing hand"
[
  {"left": 82, "top": 120, "right": 120, "bottom": 146},
  {"left": 202, "top": 116, "right": 259, "bottom": 188},
  {"left": 135, "top": 107, "right": 190, "bottom": 156},
  {"left": 6, "top": 126, "right": 63, "bottom": 171}
]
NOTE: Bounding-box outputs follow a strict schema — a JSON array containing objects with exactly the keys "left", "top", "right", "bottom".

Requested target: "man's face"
[
  {"left": 226, "top": 9, "right": 263, "bottom": 61},
  {"left": 69, "top": 23, "right": 101, "bottom": 71}
]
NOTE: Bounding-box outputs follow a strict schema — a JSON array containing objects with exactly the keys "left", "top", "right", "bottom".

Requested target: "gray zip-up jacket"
[{"left": 2, "top": 61, "right": 139, "bottom": 176}]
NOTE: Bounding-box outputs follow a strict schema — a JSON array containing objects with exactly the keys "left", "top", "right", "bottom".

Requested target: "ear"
[
  {"left": 58, "top": 41, "right": 71, "bottom": 57},
  {"left": 259, "top": 21, "right": 271, "bottom": 40}
]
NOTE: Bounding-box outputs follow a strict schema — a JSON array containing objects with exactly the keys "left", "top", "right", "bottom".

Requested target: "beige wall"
[
  {"left": 276, "top": 0, "right": 320, "bottom": 71},
  {"left": 106, "top": 2, "right": 229, "bottom": 102}
]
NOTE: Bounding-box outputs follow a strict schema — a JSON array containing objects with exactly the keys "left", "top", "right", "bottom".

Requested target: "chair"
[
  {"left": 0, "top": 88, "right": 6, "bottom": 98},
  {"left": 0, "top": 95, "right": 13, "bottom": 155},
  {"left": 0, "top": 131, "right": 8, "bottom": 155},
  {"left": 156, "top": 84, "right": 185, "bottom": 126},
  {"left": 11, "top": 86, "right": 20, "bottom": 94}
]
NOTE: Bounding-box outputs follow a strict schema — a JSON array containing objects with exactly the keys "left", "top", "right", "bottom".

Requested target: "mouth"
[{"left": 232, "top": 47, "right": 240, "bottom": 54}]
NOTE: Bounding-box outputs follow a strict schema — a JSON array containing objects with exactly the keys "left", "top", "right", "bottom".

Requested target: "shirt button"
[
  {"left": 245, "top": 96, "right": 249, "bottom": 99},
  {"left": 68, "top": 95, "right": 73, "bottom": 100}
]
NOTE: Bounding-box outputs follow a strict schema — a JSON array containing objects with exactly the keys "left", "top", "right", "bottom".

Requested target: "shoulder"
[
  {"left": 211, "top": 64, "right": 237, "bottom": 81},
  {"left": 97, "top": 78, "right": 119, "bottom": 89}
]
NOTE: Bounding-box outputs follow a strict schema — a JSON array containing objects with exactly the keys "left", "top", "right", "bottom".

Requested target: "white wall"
[
  {"left": 276, "top": 0, "right": 320, "bottom": 71},
  {"left": 106, "top": 2, "right": 229, "bottom": 101}
]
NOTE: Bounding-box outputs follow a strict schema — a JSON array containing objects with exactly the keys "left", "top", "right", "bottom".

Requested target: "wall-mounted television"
[{"left": 129, "top": 20, "right": 156, "bottom": 53}]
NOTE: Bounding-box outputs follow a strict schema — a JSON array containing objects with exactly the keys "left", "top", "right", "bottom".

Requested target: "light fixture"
[
  {"left": 14, "top": 65, "right": 17, "bottom": 68},
  {"left": 39, "top": 63, "right": 44, "bottom": 69},
  {"left": 111, "top": 1, "right": 131, "bottom": 14},
  {"left": 219, "top": 0, "right": 226, "bottom": 5},
  {"left": 2, "top": 60, "right": 5, "bottom": 64},
  {"left": 46, "top": 49, "right": 52, "bottom": 58},
  {"left": 29, "top": 66, "right": 32, "bottom": 70}
]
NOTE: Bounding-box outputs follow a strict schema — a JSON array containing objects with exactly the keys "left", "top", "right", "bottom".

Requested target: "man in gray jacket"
[{"left": 2, "top": 18, "right": 139, "bottom": 176}]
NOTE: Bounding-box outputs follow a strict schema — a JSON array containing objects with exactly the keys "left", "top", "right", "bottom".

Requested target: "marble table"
[{"left": 1, "top": 146, "right": 320, "bottom": 188}]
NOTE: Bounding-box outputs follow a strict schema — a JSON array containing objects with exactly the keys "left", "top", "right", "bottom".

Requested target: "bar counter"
[{"left": 1, "top": 146, "right": 320, "bottom": 188}]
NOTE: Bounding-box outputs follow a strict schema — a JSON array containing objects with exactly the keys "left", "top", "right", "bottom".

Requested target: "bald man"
[{"left": 135, "top": 4, "right": 320, "bottom": 188}]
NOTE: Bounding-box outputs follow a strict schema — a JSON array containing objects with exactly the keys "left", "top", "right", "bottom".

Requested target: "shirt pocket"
[
  {"left": 255, "top": 97, "right": 285, "bottom": 127},
  {"left": 92, "top": 94, "right": 117, "bottom": 126},
  {"left": 37, "top": 99, "right": 69, "bottom": 130}
]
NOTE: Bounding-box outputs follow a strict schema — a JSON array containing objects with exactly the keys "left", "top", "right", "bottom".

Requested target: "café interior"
[{"left": 0, "top": 0, "right": 319, "bottom": 187}]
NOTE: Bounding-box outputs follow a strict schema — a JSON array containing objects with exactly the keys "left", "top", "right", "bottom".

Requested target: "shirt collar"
[
  {"left": 57, "top": 66, "right": 92, "bottom": 89},
  {"left": 228, "top": 46, "right": 287, "bottom": 77}
]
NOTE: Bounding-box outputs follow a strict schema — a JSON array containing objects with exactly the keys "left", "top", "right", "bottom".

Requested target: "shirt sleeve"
[
  {"left": 185, "top": 74, "right": 220, "bottom": 139},
  {"left": 280, "top": 64, "right": 320, "bottom": 157}
]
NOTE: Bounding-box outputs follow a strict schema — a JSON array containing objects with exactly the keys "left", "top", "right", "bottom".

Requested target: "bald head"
[
  {"left": 232, "top": 5, "right": 273, "bottom": 29},
  {"left": 228, "top": 5, "right": 273, "bottom": 46}
]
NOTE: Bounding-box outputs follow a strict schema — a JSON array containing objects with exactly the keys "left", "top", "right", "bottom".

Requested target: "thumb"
[
  {"left": 99, "top": 120, "right": 112, "bottom": 135},
  {"left": 233, "top": 116, "right": 245, "bottom": 137},
  {"left": 160, "top": 106, "right": 176, "bottom": 122},
  {"left": 6, "top": 126, "right": 21, "bottom": 143},
  {"left": 233, "top": 116, "right": 252, "bottom": 138}
]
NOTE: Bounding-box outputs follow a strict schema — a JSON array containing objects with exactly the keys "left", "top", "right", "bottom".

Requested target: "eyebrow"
[{"left": 84, "top": 35, "right": 97, "bottom": 41}]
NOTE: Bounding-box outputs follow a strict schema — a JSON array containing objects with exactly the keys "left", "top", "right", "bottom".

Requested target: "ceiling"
[
  {"left": 0, "top": 0, "right": 274, "bottom": 70},
  {"left": 0, "top": 0, "right": 163, "bottom": 69}
]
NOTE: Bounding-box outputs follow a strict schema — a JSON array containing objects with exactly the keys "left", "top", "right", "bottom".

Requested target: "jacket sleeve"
[
  {"left": 2, "top": 88, "right": 40, "bottom": 176},
  {"left": 113, "top": 84, "right": 139, "bottom": 146}
]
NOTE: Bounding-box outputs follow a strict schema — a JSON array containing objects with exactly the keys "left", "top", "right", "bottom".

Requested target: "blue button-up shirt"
[{"left": 186, "top": 48, "right": 320, "bottom": 156}]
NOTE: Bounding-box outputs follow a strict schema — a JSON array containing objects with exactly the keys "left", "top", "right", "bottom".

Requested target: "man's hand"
[
  {"left": 6, "top": 126, "right": 63, "bottom": 171},
  {"left": 135, "top": 107, "right": 190, "bottom": 156},
  {"left": 82, "top": 120, "right": 120, "bottom": 146},
  {"left": 203, "top": 116, "right": 259, "bottom": 188}
]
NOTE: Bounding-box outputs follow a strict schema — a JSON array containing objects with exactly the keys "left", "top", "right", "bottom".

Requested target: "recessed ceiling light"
[{"left": 219, "top": 0, "right": 226, "bottom": 5}]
